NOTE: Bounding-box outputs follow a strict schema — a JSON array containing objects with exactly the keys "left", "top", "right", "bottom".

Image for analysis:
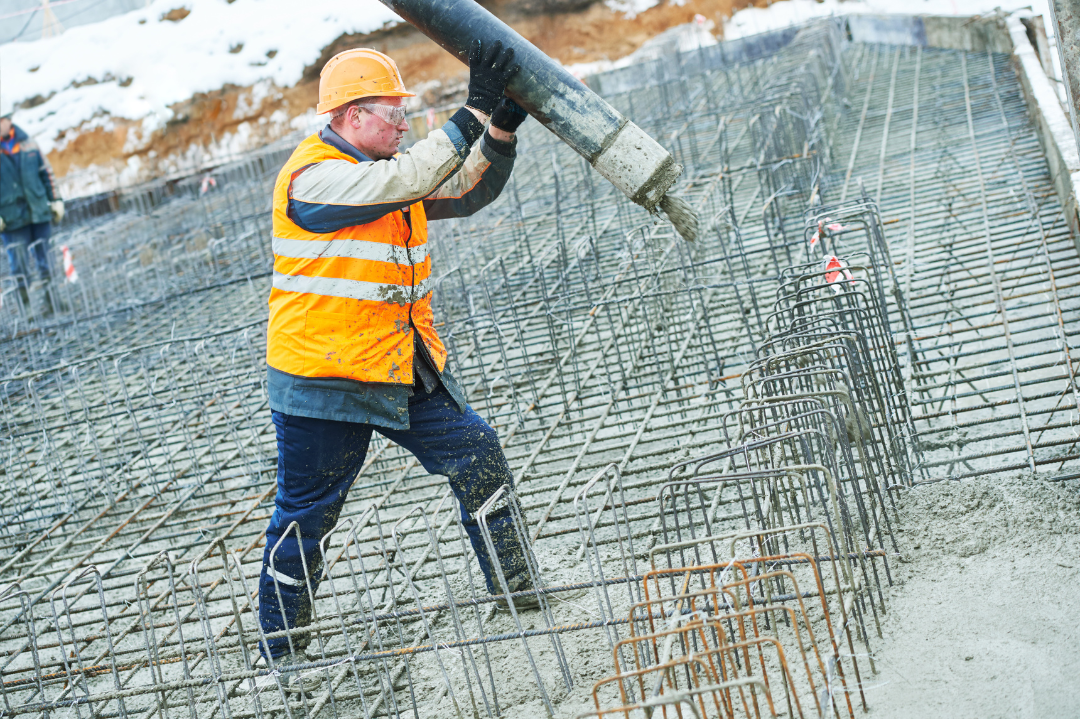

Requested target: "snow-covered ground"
[
  {"left": 722, "top": 0, "right": 1051, "bottom": 39},
  {"left": 0, "top": 0, "right": 400, "bottom": 156},
  {"left": 0, "top": 0, "right": 1062, "bottom": 195}
]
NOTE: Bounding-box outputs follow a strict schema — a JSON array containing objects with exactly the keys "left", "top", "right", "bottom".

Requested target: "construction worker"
[
  {"left": 258, "top": 42, "right": 534, "bottom": 687},
  {"left": 0, "top": 113, "right": 64, "bottom": 317}
]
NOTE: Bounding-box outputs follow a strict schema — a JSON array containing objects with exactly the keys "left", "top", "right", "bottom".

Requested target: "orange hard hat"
[{"left": 317, "top": 49, "right": 415, "bottom": 115}]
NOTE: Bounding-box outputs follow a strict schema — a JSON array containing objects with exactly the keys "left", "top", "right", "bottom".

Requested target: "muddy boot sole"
[
  {"left": 494, "top": 588, "right": 543, "bottom": 611},
  {"left": 281, "top": 670, "right": 322, "bottom": 695}
]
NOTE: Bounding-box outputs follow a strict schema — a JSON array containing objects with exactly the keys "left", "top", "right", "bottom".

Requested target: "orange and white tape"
[
  {"left": 61, "top": 245, "right": 78, "bottom": 283},
  {"left": 809, "top": 218, "right": 825, "bottom": 250},
  {"left": 824, "top": 255, "right": 853, "bottom": 292},
  {"left": 810, "top": 217, "right": 849, "bottom": 252}
]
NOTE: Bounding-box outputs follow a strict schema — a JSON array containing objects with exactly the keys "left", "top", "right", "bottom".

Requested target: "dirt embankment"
[
  {"left": 49, "top": 82, "right": 315, "bottom": 180},
  {"left": 48, "top": 0, "right": 759, "bottom": 188}
]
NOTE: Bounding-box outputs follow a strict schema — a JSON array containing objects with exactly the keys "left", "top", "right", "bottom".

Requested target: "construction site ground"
[
  {"left": 3, "top": 12, "right": 1080, "bottom": 720},
  {"left": 871, "top": 476, "right": 1080, "bottom": 717}
]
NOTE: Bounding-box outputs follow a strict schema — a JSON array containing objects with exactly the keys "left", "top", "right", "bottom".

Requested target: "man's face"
[
  {"left": 348, "top": 97, "right": 409, "bottom": 159},
  {"left": 0, "top": 118, "right": 11, "bottom": 137}
]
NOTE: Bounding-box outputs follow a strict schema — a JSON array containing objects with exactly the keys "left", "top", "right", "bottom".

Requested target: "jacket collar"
[
  {"left": 319, "top": 124, "right": 372, "bottom": 164},
  {"left": 2, "top": 125, "right": 27, "bottom": 141},
  {"left": 0, "top": 124, "right": 27, "bottom": 153}
]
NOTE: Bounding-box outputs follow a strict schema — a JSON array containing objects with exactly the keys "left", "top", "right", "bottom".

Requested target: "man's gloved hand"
[
  {"left": 50, "top": 200, "right": 64, "bottom": 224},
  {"left": 491, "top": 97, "right": 529, "bottom": 134},
  {"left": 467, "top": 39, "right": 519, "bottom": 116},
  {"left": 0, "top": 216, "right": 5, "bottom": 232}
]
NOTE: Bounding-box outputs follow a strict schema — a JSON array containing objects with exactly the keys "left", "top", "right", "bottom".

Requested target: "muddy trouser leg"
[
  {"left": 26, "top": 222, "right": 52, "bottom": 281},
  {"left": 378, "top": 384, "right": 527, "bottom": 595},
  {"left": 259, "top": 411, "right": 373, "bottom": 660}
]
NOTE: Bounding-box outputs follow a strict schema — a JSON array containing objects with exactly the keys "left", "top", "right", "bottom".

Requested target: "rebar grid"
[
  {"left": 1, "top": 18, "right": 1078, "bottom": 718},
  {"left": 834, "top": 45, "right": 1080, "bottom": 482}
]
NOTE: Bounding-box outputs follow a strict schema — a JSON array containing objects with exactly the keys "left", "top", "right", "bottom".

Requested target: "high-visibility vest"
[{"left": 267, "top": 134, "right": 447, "bottom": 385}]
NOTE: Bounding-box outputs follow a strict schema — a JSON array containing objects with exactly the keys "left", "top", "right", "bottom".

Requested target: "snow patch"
[
  {"left": 604, "top": 0, "right": 661, "bottom": 20},
  {"left": 721, "top": 0, "right": 1052, "bottom": 40},
  {"left": 234, "top": 79, "right": 278, "bottom": 120}
]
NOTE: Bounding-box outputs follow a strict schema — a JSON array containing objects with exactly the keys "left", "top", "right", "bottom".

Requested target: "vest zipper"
[{"left": 401, "top": 208, "right": 436, "bottom": 379}]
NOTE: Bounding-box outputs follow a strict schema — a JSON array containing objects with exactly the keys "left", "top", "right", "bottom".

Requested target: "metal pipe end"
[{"left": 591, "top": 121, "right": 683, "bottom": 213}]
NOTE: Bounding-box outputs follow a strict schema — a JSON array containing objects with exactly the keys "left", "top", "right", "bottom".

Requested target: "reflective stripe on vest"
[
  {"left": 272, "top": 271, "right": 432, "bottom": 304},
  {"left": 272, "top": 236, "right": 428, "bottom": 264},
  {"left": 266, "top": 134, "right": 448, "bottom": 385}
]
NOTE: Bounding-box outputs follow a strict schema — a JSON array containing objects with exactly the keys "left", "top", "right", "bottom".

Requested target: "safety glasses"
[{"left": 358, "top": 103, "right": 409, "bottom": 126}]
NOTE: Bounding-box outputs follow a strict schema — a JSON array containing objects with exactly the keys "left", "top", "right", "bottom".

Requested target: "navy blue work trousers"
[
  {"left": 258, "top": 383, "right": 525, "bottom": 659},
  {"left": 1, "top": 222, "right": 52, "bottom": 288}
]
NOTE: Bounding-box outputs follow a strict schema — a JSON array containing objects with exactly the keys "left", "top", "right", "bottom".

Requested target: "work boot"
[
  {"left": 44, "top": 282, "right": 68, "bottom": 315},
  {"left": 16, "top": 286, "right": 34, "bottom": 323},
  {"left": 28, "top": 280, "right": 54, "bottom": 319},
  {"left": 265, "top": 653, "right": 321, "bottom": 695},
  {"left": 303, "top": 631, "right": 332, "bottom": 662},
  {"left": 40, "top": 290, "right": 55, "bottom": 319},
  {"left": 493, "top": 572, "right": 543, "bottom": 611}
]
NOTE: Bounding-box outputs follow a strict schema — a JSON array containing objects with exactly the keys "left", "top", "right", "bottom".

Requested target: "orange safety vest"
[{"left": 266, "top": 134, "right": 447, "bottom": 385}]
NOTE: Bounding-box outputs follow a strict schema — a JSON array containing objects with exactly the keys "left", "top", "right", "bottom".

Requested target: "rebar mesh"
[{"left": 2, "top": 18, "right": 1078, "bottom": 718}]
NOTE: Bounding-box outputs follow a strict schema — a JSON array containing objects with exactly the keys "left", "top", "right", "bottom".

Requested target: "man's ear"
[{"left": 347, "top": 106, "right": 362, "bottom": 129}]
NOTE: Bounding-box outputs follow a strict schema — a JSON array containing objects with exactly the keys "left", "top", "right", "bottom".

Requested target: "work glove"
[
  {"left": 490, "top": 97, "right": 529, "bottom": 133},
  {"left": 50, "top": 200, "right": 64, "bottom": 224},
  {"left": 467, "top": 39, "right": 519, "bottom": 116},
  {"left": 0, "top": 216, "right": 5, "bottom": 232}
]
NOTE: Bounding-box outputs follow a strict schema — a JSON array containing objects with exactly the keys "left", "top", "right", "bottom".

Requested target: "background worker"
[
  {"left": 0, "top": 113, "right": 64, "bottom": 317},
  {"left": 259, "top": 42, "right": 533, "bottom": 688}
]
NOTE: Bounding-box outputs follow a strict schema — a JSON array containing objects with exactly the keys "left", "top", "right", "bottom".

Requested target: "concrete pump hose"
[{"left": 375, "top": 0, "right": 699, "bottom": 242}]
